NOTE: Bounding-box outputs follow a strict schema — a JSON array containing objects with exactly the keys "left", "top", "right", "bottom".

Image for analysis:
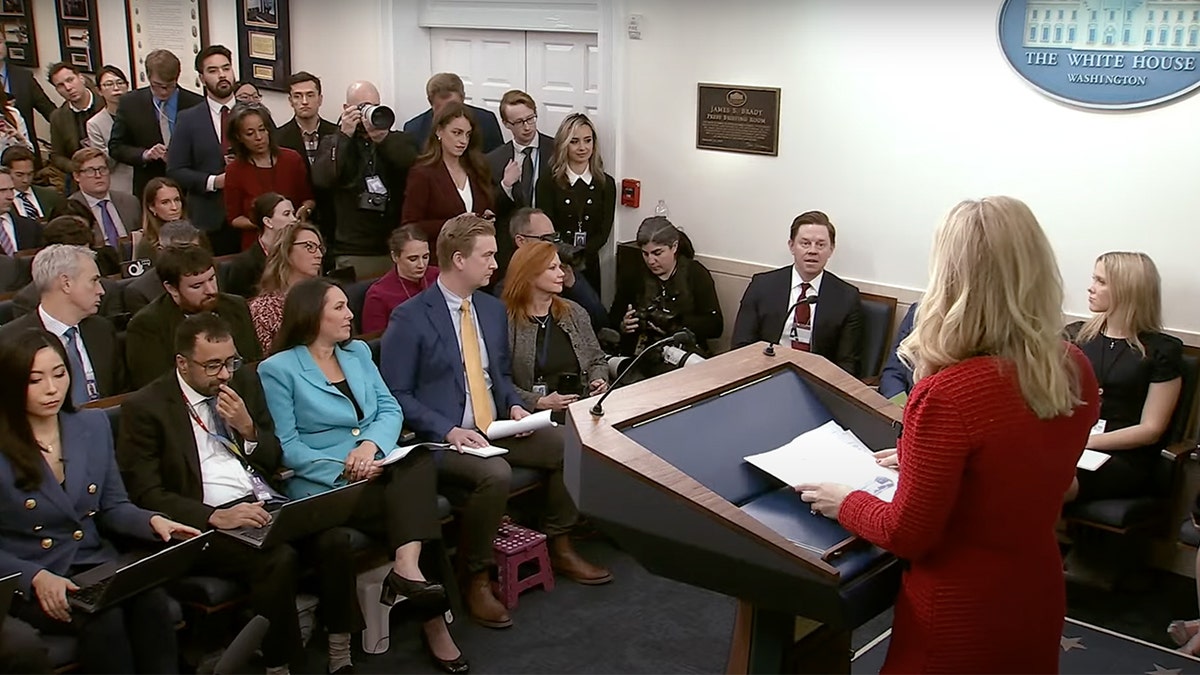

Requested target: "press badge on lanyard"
[
  {"left": 573, "top": 229, "right": 587, "bottom": 248},
  {"left": 187, "top": 403, "right": 280, "bottom": 502}
]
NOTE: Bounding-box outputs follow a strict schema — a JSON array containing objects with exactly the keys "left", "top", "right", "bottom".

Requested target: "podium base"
[{"left": 726, "top": 601, "right": 851, "bottom": 674}]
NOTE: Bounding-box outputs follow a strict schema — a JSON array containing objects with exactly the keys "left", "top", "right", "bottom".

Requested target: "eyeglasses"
[
  {"left": 189, "top": 356, "right": 243, "bottom": 376},
  {"left": 77, "top": 166, "right": 109, "bottom": 177},
  {"left": 292, "top": 240, "right": 326, "bottom": 254},
  {"left": 520, "top": 232, "right": 562, "bottom": 244},
  {"left": 236, "top": 93, "right": 262, "bottom": 103},
  {"left": 508, "top": 113, "right": 538, "bottom": 128},
  {"left": 100, "top": 79, "right": 128, "bottom": 90}
]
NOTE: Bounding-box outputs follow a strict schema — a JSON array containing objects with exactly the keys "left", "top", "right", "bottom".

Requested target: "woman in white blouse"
[{"left": 84, "top": 66, "right": 133, "bottom": 194}]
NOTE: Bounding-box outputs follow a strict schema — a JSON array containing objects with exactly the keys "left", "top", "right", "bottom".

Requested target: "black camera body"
[
  {"left": 358, "top": 191, "right": 388, "bottom": 213},
  {"left": 555, "top": 241, "right": 586, "bottom": 268},
  {"left": 634, "top": 295, "right": 679, "bottom": 337}
]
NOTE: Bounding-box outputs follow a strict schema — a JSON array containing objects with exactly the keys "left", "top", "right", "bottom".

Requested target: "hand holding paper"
[{"left": 486, "top": 409, "right": 556, "bottom": 440}]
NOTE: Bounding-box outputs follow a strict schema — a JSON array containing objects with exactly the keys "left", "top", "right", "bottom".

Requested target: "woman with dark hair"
[
  {"left": 224, "top": 105, "right": 313, "bottom": 251},
  {"left": 86, "top": 65, "right": 133, "bottom": 194},
  {"left": 258, "top": 278, "right": 468, "bottom": 674},
  {"left": 535, "top": 113, "right": 616, "bottom": 294},
  {"left": 133, "top": 176, "right": 185, "bottom": 260},
  {"left": 233, "top": 81, "right": 262, "bottom": 106},
  {"left": 250, "top": 222, "right": 325, "bottom": 351},
  {"left": 361, "top": 224, "right": 438, "bottom": 334},
  {"left": 609, "top": 216, "right": 720, "bottom": 370},
  {"left": 0, "top": 329, "right": 198, "bottom": 673},
  {"left": 222, "top": 192, "right": 296, "bottom": 298},
  {"left": 501, "top": 241, "right": 608, "bottom": 422},
  {"left": 401, "top": 101, "right": 493, "bottom": 244}
]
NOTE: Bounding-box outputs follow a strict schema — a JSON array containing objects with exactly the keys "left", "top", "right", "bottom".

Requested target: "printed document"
[{"left": 744, "top": 420, "right": 898, "bottom": 502}]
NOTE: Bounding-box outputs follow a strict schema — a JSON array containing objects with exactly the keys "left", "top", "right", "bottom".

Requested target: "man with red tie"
[{"left": 731, "top": 210, "right": 865, "bottom": 375}]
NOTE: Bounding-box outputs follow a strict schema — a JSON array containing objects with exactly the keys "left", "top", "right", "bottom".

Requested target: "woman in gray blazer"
[{"left": 501, "top": 241, "right": 609, "bottom": 417}]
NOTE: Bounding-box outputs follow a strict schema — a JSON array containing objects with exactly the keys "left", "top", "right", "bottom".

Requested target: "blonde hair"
[
  {"left": 1074, "top": 251, "right": 1162, "bottom": 356},
  {"left": 550, "top": 113, "right": 604, "bottom": 188},
  {"left": 259, "top": 222, "right": 323, "bottom": 295},
  {"left": 436, "top": 213, "right": 495, "bottom": 268},
  {"left": 898, "top": 196, "right": 1081, "bottom": 419}
]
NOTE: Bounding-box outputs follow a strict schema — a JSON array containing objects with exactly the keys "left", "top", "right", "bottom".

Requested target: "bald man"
[{"left": 311, "top": 80, "right": 418, "bottom": 279}]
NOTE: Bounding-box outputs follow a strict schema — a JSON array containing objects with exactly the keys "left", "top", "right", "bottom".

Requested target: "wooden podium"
[{"left": 563, "top": 343, "right": 904, "bottom": 674}]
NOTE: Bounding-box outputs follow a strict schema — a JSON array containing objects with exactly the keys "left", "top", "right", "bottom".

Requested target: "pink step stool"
[{"left": 491, "top": 520, "right": 554, "bottom": 609}]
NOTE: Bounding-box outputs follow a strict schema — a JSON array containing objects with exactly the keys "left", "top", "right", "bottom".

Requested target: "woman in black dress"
[
  {"left": 535, "top": 113, "right": 616, "bottom": 295},
  {"left": 1065, "top": 251, "right": 1183, "bottom": 503}
]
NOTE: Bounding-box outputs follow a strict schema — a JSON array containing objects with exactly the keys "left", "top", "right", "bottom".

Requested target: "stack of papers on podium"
[{"left": 744, "top": 421, "right": 899, "bottom": 503}]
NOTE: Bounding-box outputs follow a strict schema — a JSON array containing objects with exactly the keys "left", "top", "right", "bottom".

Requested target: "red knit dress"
[{"left": 839, "top": 346, "right": 1099, "bottom": 674}]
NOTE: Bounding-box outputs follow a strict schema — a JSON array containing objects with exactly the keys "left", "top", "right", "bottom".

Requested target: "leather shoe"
[
  {"left": 550, "top": 536, "right": 613, "bottom": 585},
  {"left": 380, "top": 570, "right": 449, "bottom": 619},
  {"left": 422, "top": 633, "right": 470, "bottom": 674},
  {"left": 465, "top": 571, "right": 512, "bottom": 628}
]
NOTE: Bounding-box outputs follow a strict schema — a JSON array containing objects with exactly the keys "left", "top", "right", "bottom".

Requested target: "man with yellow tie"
[{"left": 381, "top": 213, "right": 612, "bottom": 630}]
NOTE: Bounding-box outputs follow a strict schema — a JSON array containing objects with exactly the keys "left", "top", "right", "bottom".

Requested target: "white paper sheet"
[
  {"left": 380, "top": 441, "right": 508, "bottom": 465},
  {"left": 744, "top": 421, "right": 899, "bottom": 502},
  {"left": 486, "top": 410, "right": 556, "bottom": 440},
  {"left": 1076, "top": 449, "right": 1110, "bottom": 471}
]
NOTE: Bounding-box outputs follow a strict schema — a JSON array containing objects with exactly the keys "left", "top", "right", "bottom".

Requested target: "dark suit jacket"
[
  {"left": 5, "top": 212, "right": 42, "bottom": 251},
  {"left": 117, "top": 368, "right": 283, "bottom": 530},
  {"left": 13, "top": 277, "right": 124, "bottom": 322},
  {"left": 0, "top": 409, "right": 157, "bottom": 594},
  {"left": 109, "top": 87, "right": 205, "bottom": 198},
  {"left": 49, "top": 92, "right": 104, "bottom": 174},
  {"left": 122, "top": 268, "right": 164, "bottom": 316},
  {"left": 166, "top": 101, "right": 227, "bottom": 232},
  {"left": 380, "top": 284, "right": 524, "bottom": 442},
  {"left": 0, "top": 311, "right": 126, "bottom": 397},
  {"left": 275, "top": 118, "right": 339, "bottom": 168},
  {"left": 0, "top": 252, "right": 29, "bottom": 291},
  {"left": 878, "top": 302, "right": 917, "bottom": 399},
  {"left": 67, "top": 190, "right": 142, "bottom": 243},
  {"left": 400, "top": 161, "right": 494, "bottom": 241},
  {"left": 219, "top": 241, "right": 266, "bottom": 298},
  {"left": 484, "top": 133, "right": 555, "bottom": 215},
  {"left": 731, "top": 266, "right": 866, "bottom": 376},
  {"left": 30, "top": 186, "right": 63, "bottom": 220},
  {"left": 125, "top": 292, "right": 262, "bottom": 389},
  {"left": 402, "top": 104, "right": 504, "bottom": 155},
  {"left": 4, "top": 64, "right": 55, "bottom": 169}
]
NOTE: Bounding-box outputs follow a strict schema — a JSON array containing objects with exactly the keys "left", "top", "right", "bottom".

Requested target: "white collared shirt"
[
  {"left": 781, "top": 267, "right": 824, "bottom": 345},
  {"left": 81, "top": 192, "right": 127, "bottom": 238},
  {"left": 436, "top": 279, "right": 497, "bottom": 429},
  {"left": 39, "top": 305, "right": 95, "bottom": 386},
  {"left": 204, "top": 95, "right": 234, "bottom": 193},
  {"left": 67, "top": 90, "right": 94, "bottom": 114},
  {"left": 457, "top": 176, "right": 474, "bottom": 214},
  {"left": 566, "top": 166, "right": 593, "bottom": 186},
  {"left": 176, "top": 371, "right": 259, "bottom": 507},
  {"left": 502, "top": 138, "right": 540, "bottom": 202},
  {"left": 16, "top": 189, "right": 43, "bottom": 218}
]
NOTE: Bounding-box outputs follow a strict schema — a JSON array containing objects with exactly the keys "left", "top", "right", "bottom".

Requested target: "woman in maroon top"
[
  {"left": 798, "top": 197, "right": 1099, "bottom": 674},
  {"left": 401, "top": 101, "right": 493, "bottom": 244},
  {"left": 361, "top": 224, "right": 438, "bottom": 334},
  {"left": 250, "top": 222, "right": 325, "bottom": 352},
  {"left": 224, "top": 104, "right": 314, "bottom": 251}
]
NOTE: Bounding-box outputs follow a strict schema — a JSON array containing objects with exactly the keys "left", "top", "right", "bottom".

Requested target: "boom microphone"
[
  {"left": 763, "top": 287, "right": 819, "bottom": 357},
  {"left": 590, "top": 330, "right": 692, "bottom": 417}
]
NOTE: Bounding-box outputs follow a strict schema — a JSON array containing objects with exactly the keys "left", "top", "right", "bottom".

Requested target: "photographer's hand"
[
  {"left": 621, "top": 305, "right": 639, "bottom": 334},
  {"left": 562, "top": 265, "right": 576, "bottom": 289},
  {"left": 340, "top": 108, "right": 362, "bottom": 137}
]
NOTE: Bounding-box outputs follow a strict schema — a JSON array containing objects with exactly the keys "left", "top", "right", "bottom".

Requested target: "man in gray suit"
[{"left": 67, "top": 147, "right": 141, "bottom": 252}]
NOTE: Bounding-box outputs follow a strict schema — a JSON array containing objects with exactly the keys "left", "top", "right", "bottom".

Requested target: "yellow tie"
[{"left": 459, "top": 298, "right": 494, "bottom": 433}]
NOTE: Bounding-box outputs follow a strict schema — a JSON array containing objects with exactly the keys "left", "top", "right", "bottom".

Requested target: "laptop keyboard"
[
  {"left": 71, "top": 578, "right": 112, "bottom": 606},
  {"left": 238, "top": 526, "right": 270, "bottom": 543}
]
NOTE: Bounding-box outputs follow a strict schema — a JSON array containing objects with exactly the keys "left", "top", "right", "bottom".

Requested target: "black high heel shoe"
[
  {"left": 421, "top": 632, "right": 470, "bottom": 674},
  {"left": 379, "top": 570, "right": 449, "bottom": 619}
]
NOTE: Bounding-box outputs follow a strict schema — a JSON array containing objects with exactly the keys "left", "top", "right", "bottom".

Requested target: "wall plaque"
[
  {"left": 126, "top": 0, "right": 207, "bottom": 89},
  {"left": 696, "top": 83, "right": 780, "bottom": 156}
]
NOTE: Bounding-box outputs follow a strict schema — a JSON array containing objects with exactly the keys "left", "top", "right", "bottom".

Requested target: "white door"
[{"left": 428, "top": 28, "right": 525, "bottom": 125}]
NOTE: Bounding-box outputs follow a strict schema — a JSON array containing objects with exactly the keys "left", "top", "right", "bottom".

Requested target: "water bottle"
[{"left": 654, "top": 200, "right": 670, "bottom": 218}]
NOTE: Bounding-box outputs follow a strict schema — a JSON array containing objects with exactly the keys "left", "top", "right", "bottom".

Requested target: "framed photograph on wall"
[
  {"left": 55, "top": 0, "right": 100, "bottom": 74},
  {"left": 236, "top": 0, "right": 289, "bottom": 92},
  {"left": 126, "top": 0, "right": 208, "bottom": 90},
  {"left": 0, "top": 0, "right": 36, "bottom": 68}
]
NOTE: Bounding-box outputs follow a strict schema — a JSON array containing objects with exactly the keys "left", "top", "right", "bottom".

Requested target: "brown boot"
[
  {"left": 464, "top": 570, "right": 512, "bottom": 628},
  {"left": 549, "top": 535, "right": 613, "bottom": 585}
]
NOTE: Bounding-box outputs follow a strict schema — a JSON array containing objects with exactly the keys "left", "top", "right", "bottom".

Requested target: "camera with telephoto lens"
[
  {"left": 555, "top": 241, "right": 585, "bottom": 268},
  {"left": 356, "top": 102, "right": 395, "bottom": 130},
  {"left": 357, "top": 191, "right": 388, "bottom": 213}
]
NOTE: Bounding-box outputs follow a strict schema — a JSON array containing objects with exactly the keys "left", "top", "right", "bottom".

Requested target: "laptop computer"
[
  {"left": 220, "top": 480, "right": 368, "bottom": 549},
  {"left": 0, "top": 572, "right": 18, "bottom": 628},
  {"left": 68, "top": 531, "right": 212, "bottom": 614}
]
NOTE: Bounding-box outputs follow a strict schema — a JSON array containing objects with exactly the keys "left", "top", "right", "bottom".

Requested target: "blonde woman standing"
[{"left": 798, "top": 196, "right": 1100, "bottom": 673}]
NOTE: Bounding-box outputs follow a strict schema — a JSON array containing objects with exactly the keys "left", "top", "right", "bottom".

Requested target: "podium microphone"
[
  {"left": 591, "top": 330, "right": 693, "bottom": 417},
  {"left": 763, "top": 289, "right": 819, "bottom": 357}
]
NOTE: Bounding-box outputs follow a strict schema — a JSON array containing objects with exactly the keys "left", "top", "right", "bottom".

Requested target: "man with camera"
[
  {"left": 311, "top": 80, "right": 417, "bottom": 280},
  {"left": 494, "top": 207, "right": 607, "bottom": 330}
]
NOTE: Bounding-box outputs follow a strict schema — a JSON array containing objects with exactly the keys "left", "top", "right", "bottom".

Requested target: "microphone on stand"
[
  {"left": 591, "top": 330, "right": 693, "bottom": 417},
  {"left": 763, "top": 287, "right": 819, "bottom": 357}
]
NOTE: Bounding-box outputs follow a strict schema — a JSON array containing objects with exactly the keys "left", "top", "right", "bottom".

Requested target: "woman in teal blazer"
[{"left": 258, "top": 278, "right": 468, "bottom": 674}]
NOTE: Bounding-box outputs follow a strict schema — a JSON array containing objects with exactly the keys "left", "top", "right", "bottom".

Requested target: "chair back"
[
  {"left": 1148, "top": 350, "right": 1200, "bottom": 496},
  {"left": 858, "top": 292, "right": 897, "bottom": 380},
  {"left": 343, "top": 278, "right": 375, "bottom": 335}
]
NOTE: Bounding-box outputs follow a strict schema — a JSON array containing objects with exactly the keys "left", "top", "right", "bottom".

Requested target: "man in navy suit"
[
  {"left": 731, "top": 210, "right": 866, "bottom": 375},
  {"left": 380, "top": 214, "right": 611, "bottom": 630},
  {"left": 167, "top": 45, "right": 237, "bottom": 255},
  {"left": 878, "top": 302, "right": 917, "bottom": 400},
  {"left": 0, "top": 167, "right": 42, "bottom": 253},
  {"left": 402, "top": 73, "right": 504, "bottom": 154}
]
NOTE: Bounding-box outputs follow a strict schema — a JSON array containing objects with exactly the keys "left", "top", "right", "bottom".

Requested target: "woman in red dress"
[
  {"left": 224, "top": 104, "right": 314, "bottom": 251},
  {"left": 799, "top": 196, "right": 1100, "bottom": 674}
]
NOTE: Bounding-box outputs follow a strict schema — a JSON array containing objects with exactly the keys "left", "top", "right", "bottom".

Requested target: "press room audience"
[
  {"left": 224, "top": 104, "right": 313, "bottom": 251},
  {"left": 312, "top": 80, "right": 416, "bottom": 280},
  {"left": 610, "top": 217, "right": 722, "bottom": 366},
  {"left": 535, "top": 113, "right": 616, "bottom": 295},
  {"left": 798, "top": 196, "right": 1100, "bottom": 673},
  {"left": 47, "top": 62, "right": 102, "bottom": 178},
  {"left": 501, "top": 241, "right": 609, "bottom": 421},
  {"left": 86, "top": 65, "right": 134, "bottom": 195},
  {"left": 0, "top": 330, "right": 197, "bottom": 674},
  {"left": 277, "top": 71, "right": 339, "bottom": 244},
  {"left": 381, "top": 214, "right": 611, "bottom": 631},
  {"left": 0, "top": 166, "right": 44, "bottom": 253},
  {"left": 486, "top": 89, "right": 554, "bottom": 250},
  {"left": 68, "top": 147, "right": 141, "bottom": 251},
  {"left": 224, "top": 192, "right": 296, "bottom": 298},
  {"left": 0, "top": 42, "right": 53, "bottom": 168},
  {"left": 2, "top": 146, "right": 61, "bottom": 220},
  {"left": 0, "top": 87, "right": 33, "bottom": 156},
  {"left": 123, "top": 220, "right": 203, "bottom": 315},
  {"left": 1064, "top": 251, "right": 1183, "bottom": 503},
  {"left": 44, "top": 207, "right": 121, "bottom": 278},
  {"left": 732, "top": 210, "right": 865, "bottom": 375},
  {"left": 118, "top": 312, "right": 354, "bottom": 675},
  {"left": 125, "top": 244, "right": 261, "bottom": 389},
  {"left": 258, "top": 278, "right": 468, "bottom": 673},
  {"left": 402, "top": 101, "right": 495, "bottom": 243},
  {"left": 877, "top": 302, "right": 918, "bottom": 400},
  {"left": 402, "top": 72, "right": 504, "bottom": 154},
  {"left": 361, "top": 224, "right": 438, "bottom": 334},
  {"left": 109, "top": 49, "right": 204, "bottom": 198},
  {"left": 11, "top": 215, "right": 121, "bottom": 320},
  {"left": 250, "top": 222, "right": 326, "bottom": 352},
  {"left": 0, "top": 244, "right": 124, "bottom": 400},
  {"left": 133, "top": 176, "right": 186, "bottom": 260}
]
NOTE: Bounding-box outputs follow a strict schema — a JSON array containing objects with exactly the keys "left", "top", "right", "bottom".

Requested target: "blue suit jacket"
[
  {"left": 0, "top": 409, "right": 157, "bottom": 593},
  {"left": 258, "top": 340, "right": 403, "bottom": 498},
  {"left": 878, "top": 303, "right": 917, "bottom": 400},
  {"left": 402, "top": 104, "right": 505, "bottom": 155},
  {"left": 380, "top": 284, "right": 524, "bottom": 442},
  {"left": 166, "top": 101, "right": 227, "bottom": 232}
]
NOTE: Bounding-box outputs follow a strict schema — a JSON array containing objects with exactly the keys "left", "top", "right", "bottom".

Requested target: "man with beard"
[
  {"left": 167, "top": 45, "right": 239, "bottom": 254},
  {"left": 126, "top": 244, "right": 260, "bottom": 388}
]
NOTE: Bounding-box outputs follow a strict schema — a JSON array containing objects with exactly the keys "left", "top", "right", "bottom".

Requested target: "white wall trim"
[{"left": 418, "top": 0, "right": 599, "bottom": 32}]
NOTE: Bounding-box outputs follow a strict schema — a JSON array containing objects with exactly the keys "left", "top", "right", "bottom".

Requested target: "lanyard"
[{"left": 186, "top": 398, "right": 246, "bottom": 463}]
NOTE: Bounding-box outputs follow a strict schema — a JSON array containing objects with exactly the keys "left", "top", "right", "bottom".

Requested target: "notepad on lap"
[
  {"left": 1077, "top": 449, "right": 1110, "bottom": 471},
  {"left": 381, "top": 442, "right": 508, "bottom": 466}
]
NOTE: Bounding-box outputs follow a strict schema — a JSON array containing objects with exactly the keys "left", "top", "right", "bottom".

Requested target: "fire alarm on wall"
[{"left": 621, "top": 179, "right": 641, "bottom": 208}]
